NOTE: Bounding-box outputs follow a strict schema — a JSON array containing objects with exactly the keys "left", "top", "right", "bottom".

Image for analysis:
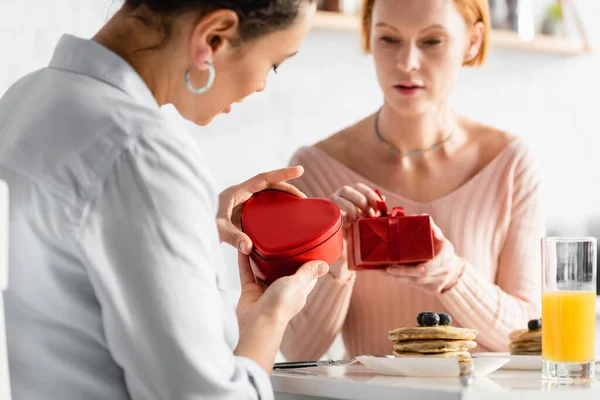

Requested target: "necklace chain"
[{"left": 374, "top": 108, "right": 454, "bottom": 157}]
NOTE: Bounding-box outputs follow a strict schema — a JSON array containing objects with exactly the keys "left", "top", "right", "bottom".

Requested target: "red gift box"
[
  {"left": 348, "top": 190, "right": 435, "bottom": 270},
  {"left": 241, "top": 190, "right": 343, "bottom": 285}
]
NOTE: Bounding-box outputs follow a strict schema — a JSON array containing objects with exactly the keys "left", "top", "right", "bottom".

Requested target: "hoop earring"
[{"left": 185, "top": 61, "right": 215, "bottom": 94}]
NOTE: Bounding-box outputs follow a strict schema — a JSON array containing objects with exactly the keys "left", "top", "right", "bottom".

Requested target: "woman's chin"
[
  {"left": 194, "top": 105, "right": 232, "bottom": 125},
  {"left": 190, "top": 114, "right": 214, "bottom": 126},
  {"left": 387, "top": 99, "right": 432, "bottom": 117},
  {"left": 197, "top": 117, "right": 214, "bottom": 126}
]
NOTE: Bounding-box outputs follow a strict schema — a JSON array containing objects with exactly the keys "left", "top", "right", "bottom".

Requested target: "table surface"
[
  {"left": 272, "top": 364, "right": 600, "bottom": 400},
  {"left": 274, "top": 299, "right": 600, "bottom": 399}
]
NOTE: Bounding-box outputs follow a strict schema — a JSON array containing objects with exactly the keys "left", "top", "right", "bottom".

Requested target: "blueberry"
[
  {"left": 421, "top": 312, "right": 440, "bottom": 327},
  {"left": 417, "top": 312, "right": 426, "bottom": 326},
  {"left": 439, "top": 313, "right": 452, "bottom": 326},
  {"left": 528, "top": 319, "right": 542, "bottom": 331}
]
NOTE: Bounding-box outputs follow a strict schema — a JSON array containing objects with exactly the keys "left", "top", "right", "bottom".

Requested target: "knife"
[{"left": 273, "top": 359, "right": 353, "bottom": 369}]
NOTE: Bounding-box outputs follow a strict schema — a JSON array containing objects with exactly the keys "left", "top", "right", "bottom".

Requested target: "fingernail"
[
  {"left": 239, "top": 242, "right": 248, "bottom": 253},
  {"left": 317, "top": 262, "right": 329, "bottom": 276}
]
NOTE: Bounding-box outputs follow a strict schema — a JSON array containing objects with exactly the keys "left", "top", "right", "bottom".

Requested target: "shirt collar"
[{"left": 49, "top": 34, "right": 159, "bottom": 110}]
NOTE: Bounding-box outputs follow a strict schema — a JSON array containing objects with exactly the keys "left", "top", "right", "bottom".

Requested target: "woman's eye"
[
  {"left": 380, "top": 36, "right": 399, "bottom": 44},
  {"left": 423, "top": 39, "right": 443, "bottom": 46}
]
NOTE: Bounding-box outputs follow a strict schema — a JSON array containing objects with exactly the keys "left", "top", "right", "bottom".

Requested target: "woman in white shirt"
[{"left": 0, "top": 1, "right": 323, "bottom": 399}]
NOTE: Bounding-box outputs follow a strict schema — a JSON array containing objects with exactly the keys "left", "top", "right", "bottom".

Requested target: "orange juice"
[{"left": 542, "top": 291, "right": 596, "bottom": 363}]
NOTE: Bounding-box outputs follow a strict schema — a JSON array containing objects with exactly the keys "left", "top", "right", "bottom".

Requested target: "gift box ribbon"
[{"left": 374, "top": 189, "right": 406, "bottom": 260}]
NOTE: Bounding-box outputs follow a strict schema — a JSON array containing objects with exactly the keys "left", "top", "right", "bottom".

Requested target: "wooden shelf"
[
  {"left": 313, "top": 11, "right": 593, "bottom": 56},
  {"left": 490, "top": 28, "right": 592, "bottom": 56},
  {"left": 314, "top": 10, "right": 362, "bottom": 31}
]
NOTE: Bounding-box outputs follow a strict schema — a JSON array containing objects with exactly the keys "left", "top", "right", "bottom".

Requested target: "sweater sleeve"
[
  {"left": 440, "top": 145, "right": 545, "bottom": 351},
  {"left": 280, "top": 148, "right": 357, "bottom": 361}
]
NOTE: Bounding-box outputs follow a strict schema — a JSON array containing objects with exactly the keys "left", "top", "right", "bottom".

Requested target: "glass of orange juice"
[{"left": 542, "top": 237, "right": 597, "bottom": 381}]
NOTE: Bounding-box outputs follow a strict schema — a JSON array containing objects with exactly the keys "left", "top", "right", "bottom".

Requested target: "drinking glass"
[{"left": 542, "top": 237, "right": 597, "bottom": 381}]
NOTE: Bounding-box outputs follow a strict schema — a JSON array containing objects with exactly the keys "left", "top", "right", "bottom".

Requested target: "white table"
[{"left": 272, "top": 365, "right": 600, "bottom": 400}]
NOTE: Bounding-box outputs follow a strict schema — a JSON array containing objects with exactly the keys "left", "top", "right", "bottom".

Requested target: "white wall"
[
  {"left": 2, "top": 0, "right": 600, "bottom": 361},
  {"left": 3, "top": 1, "right": 600, "bottom": 230}
]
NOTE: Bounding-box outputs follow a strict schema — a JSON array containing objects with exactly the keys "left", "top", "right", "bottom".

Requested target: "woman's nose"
[{"left": 396, "top": 42, "right": 421, "bottom": 73}]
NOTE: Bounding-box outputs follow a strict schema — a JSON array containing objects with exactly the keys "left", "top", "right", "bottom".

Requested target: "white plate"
[
  {"left": 507, "top": 354, "right": 541, "bottom": 371},
  {"left": 355, "top": 355, "right": 509, "bottom": 378},
  {"left": 473, "top": 352, "right": 600, "bottom": 371},
  {"left": 475, "top": 353, "right": 540, "bottom": 371}
]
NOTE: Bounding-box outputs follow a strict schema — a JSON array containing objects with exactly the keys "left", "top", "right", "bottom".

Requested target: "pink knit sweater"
[{"left": 280, "top": 139, "right": 545, "bottom": 360}]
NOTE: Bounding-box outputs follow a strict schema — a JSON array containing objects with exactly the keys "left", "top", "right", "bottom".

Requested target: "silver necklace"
[{"left": 374, "top": 108, "right": 454, "bottom": 157}]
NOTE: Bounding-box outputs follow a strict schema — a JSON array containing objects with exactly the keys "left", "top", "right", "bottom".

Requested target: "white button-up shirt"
[{"left": 0, "top": 34, "right": 271, "bottom": 400}]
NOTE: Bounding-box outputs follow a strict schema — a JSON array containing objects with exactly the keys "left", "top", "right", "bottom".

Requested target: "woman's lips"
[{"left": 394, "top": 83, "right": 425, "bottom": 96}]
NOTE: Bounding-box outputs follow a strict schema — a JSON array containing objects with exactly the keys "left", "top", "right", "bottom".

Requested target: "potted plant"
[{"left": 541, "top": 2, "right": 563, "bottom": 36}]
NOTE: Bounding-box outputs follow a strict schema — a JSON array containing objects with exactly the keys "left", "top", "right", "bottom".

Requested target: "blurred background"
[{"left": 1, "top": 0, "right": 600, "bottom": 358}]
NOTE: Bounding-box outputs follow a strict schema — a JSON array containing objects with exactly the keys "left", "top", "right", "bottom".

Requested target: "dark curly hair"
[{"left": 125, "top": 0, "right": 315, "bottom": 45}]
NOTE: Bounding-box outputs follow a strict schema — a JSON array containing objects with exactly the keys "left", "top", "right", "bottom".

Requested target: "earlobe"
[
  {"left": 189, "top": 10, "right": 239, "bottom": 71},
  {"left": 191, "top": 43, "right": 214, "bottom": 71},
  {"left": 463, "top": 42, "right": 478, "bottom": 63},
  {"left": 465, "top": 46, "right": 478, "bottom": 62}
]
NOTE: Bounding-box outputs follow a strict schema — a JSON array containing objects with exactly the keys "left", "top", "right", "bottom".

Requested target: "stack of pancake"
[
  {"left": 509, "top": 319, "right": 541, "bottom": 355},
  {"left": 389, "top": 324, "right": 478, "bottom": 364}
]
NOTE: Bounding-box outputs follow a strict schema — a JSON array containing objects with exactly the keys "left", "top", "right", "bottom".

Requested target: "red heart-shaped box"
[{"left": 241, "top": 190, "right": 343, "bottom": 285}]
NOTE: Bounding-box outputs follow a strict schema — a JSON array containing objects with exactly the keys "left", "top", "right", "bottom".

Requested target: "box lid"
[{"left": 241, "top": 190, "right": 342, "bottom": 261}]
